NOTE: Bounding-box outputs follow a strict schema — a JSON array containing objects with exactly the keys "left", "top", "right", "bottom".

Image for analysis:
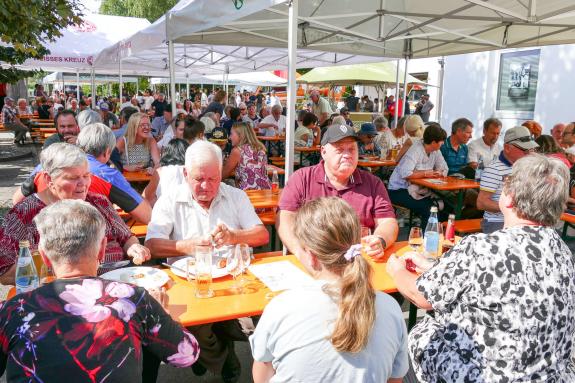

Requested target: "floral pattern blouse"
[
  {"left": 0, "top": 278, "right": 199, "bottom": 382},
  {"left": 0, "top": 193, "right": 132, "bottom": 276},
  {"left": 235, "top": 144, "right": 272, "bottom": 191},
  {"left": 410, "top": 226, "right": 575, "bottom": 382}
]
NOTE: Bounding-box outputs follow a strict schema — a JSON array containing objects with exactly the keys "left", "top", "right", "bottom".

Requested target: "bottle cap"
[
  {"left": 430, "top": 206, "right": 438, "bottom": 213},
  {"left": 448, "top": 214, "right": 455, "bottom": 219},
  {"left": 19, "top": 240, "right": 30, "bottom": 248}
]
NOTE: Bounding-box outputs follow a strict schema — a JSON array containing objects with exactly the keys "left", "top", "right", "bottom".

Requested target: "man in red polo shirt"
[{"left": 277, "top": 124, "right": 398, "bottom": 259}]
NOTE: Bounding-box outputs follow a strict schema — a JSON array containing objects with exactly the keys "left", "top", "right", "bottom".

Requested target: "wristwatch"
[{"left": 376, "top": 236, "right": 387, "bottom": 250}]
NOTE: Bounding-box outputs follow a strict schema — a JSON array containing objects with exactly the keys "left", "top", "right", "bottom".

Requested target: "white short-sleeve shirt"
[
  {"left": 467, "top": 137, "right": 501, "bottom": 166},
  {"left": 260, "top": 114, "right": 286, "bottom": 136},
  {"left": 249, "top": 280, "right": 409, "bottom": 382},
  {"left": 145, "top": 183, "right": 263, "bottom": 263}
]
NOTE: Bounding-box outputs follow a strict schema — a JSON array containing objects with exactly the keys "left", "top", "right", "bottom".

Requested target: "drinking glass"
[
  {"left": 236, "top": 244, "right": 251, "bottom": 285},
  {"left": 408, "top": 227, "right": 423, "bottom": 253},
  {"left": 194, "top": 245, "right": 214, "bottom": 298},
  {"left": 40, "top": 264, "right": 55, "bottom": 286},
  {"left": 226, "top": 247, "right": 243, "bottom": 291},
  {"left": 360, "top": 226, "right": 371, "bottom": 256}
]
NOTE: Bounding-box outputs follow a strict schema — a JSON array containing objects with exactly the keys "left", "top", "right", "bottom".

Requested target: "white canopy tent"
[
  {"left": 42, "top": 72, "right": 139, "bottom": 86},
  {"left": 151, "top": 71, "right": 287, "bottom": 87}
]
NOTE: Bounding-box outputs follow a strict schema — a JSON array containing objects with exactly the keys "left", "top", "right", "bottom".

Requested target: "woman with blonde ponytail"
[{"left": 250, "top": 197, "right": 408, "bottom": 383}]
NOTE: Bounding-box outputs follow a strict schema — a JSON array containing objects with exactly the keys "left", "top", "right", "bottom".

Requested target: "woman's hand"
[
  {"left": 124, "top": 164, "right": 144, "bottom": 172},
  {"left": 403, "top": 251, "right": 435, "bottom": 273},
  {"left": 386, "top": 254, "right": 406, "bottom": 277},
  {"left": 127, "top": 243, "right": 152, "bottom": 265},
  {"left": 145, "top": 167, "right": 154, "bottom": 175}
]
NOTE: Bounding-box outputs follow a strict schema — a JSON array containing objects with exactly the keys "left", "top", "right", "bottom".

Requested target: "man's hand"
[
  {"left": 361, "top": 235, "right": 384, "bottom": 259},
  {"left": 127, "top": 243, "right": 152, "bottom": 265},
  {"left": 177, "top": 237, "right": 212, "bottom": 254},
  {"left": 211, "top": 223, "right": 235, "bottom": 247}
]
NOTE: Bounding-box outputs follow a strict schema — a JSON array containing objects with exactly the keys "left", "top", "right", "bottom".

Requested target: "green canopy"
[{"left": 298, "top": 62, "right": 421, "bottom": 86}]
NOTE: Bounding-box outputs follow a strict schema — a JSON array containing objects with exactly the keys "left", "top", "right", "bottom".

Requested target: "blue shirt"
[
  {"left": 151, "top": 116, "right": 171, "bottom": 138},
  {"left": 440, "top": 136, "right": 469, "bottom": 175},
  {"left": 113, "top": 123, "right": 128, "bottom": 139}
]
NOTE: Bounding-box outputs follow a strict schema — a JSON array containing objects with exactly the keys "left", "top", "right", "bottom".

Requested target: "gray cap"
[
  {"left": 504, "top": 126, "right": 539, "bottom": 150},
  {"left": 320, "top": 124, "right": 357, "bottom": 146},
  {"left": 4, "top": 97, "right": 14, "bottom": 102}
]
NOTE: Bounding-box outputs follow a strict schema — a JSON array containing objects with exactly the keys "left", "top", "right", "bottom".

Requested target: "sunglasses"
[{"left": 509, "top": 136, "right": 533, "bottom": 143}]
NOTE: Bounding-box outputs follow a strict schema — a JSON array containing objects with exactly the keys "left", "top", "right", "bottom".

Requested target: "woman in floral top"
[
  {"left": 0, "top": 200, "right": 199, "bottom": 382},
  {"left": 222, "top": 121, "right": 272, "bottom": 190},
  {"left": 387, "top": 154, "right": 575, "bottom": 382}
]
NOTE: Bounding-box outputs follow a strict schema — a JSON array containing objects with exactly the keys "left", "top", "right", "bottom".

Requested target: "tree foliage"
[
  {"left": 100, "top": 0, "right": 178, "bottom": 23},
  {"left": 0, "top": 0, "right": 83, "bottom": 83}
]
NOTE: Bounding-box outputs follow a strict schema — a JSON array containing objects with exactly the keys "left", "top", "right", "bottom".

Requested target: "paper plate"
[
  {"left": 101, "top": 267, "right": 170, "bottom": 289},
  {"left": 171, "top": 255, "right": 230, "bottom": 280}
]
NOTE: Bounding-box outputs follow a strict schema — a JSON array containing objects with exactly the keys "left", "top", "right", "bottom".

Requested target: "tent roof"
[
  {"left": 298, "top": 62, "right": 421, "bottom": 85},
  {"left": 162, "top": 0, "right": 575, "bottom": 59},
  {"left": 19, "top": 13, "right": 150, "bottom": 71},
  {"left": 151, "top": 71, "right": 286, "bottom": 86},
  {"left": 42, "top": 72, "right": 138, "bottom": 85}
]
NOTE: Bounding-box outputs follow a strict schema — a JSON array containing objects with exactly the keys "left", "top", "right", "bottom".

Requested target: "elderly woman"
[
  {"left": 387, "top": 154, "right": 575, "bottom": 382},
  {"left": 251, "top": 197, "right": 408, "bottom": 382},
  {"left": 222, "top": 122, "right": 272, "bottom": 190},
  {"left": 395, "top": 114, "right": 425, "bottom": 162},
  {"left": 116, "top": 112, "right": 160, "bottom": 172},
  {"left": 0, "top": 199, "right": 199, "bottom": 381},
  {"left": 0, "top": 143, "right": 151, "bottom": 284},
  {"left": 16, "top": 98, "right": 32, "bottom": 115},
  {"left": 143, "top": 138, "right": 189, "bottom": 207}
]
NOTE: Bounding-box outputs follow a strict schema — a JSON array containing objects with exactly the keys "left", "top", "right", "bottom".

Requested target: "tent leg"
[
  {"left": 394, "top": 59, "right": 400, "bottom": 128},
  {"left": 90, "top": 68, "right": 96, "bottom": 109},
  {"left": 76, "top": 69, "right": 80, "bottom": 101},
  {"left": 119, "top": 58, "right": 123, "bottom": 100},
  {"left": 168, "top": 39, "right": 177, "bottom": 116},
  {"left": 437, "top": 57, "right": 445, "bottom": 124},
  {"left": 402, "top": 57, "right": 409, "bottom": 116}
]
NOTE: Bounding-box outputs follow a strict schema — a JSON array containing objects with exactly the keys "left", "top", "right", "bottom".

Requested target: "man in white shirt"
[
  {"left": 468, "top": 118, "right": 502, "bottom": 168},
  {"left": 268, "top": 90, "right": 282, "bottom": 108},
  {"left": 145, "top": 140, "right": 268, "bottom": 381},
  {"left": 258, "top": 104, "right": 286, "bottom": 136},
  {"left": 310, "top": 89, "right": 333, "bottom": 126},
  {"left": 143, "top": 90, "right": 154, "bottom": 112}
]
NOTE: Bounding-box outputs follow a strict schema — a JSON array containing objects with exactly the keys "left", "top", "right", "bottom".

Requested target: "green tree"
[
  {"left": 100, "top": 0, "right": 178, "bottom": 23},
  {"left": 0, "top": 0, "right": 83, "bottom": 83}
]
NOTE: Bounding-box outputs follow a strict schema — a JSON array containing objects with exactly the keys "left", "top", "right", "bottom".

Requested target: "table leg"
[
  {"left": 299, "top": 151, "right": 303, "bottom": 166},
  {"left": 455, "top": 190, "right": 465, "bottom": 219}
]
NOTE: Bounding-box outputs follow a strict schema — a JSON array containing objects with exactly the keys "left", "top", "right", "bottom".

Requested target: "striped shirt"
[{"left": 479, "top": 154, "right": 512, "bottom": 222}]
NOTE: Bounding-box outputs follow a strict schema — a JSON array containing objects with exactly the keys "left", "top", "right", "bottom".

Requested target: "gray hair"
[
  {"left": 41, "top": 143, "right": 88, "bottom": 178},
  {"left": 185, "top": 140, "right": 223, "bottom": 171},
  {"left": 271, "top": 104, "right": 282, "bottom": 113},
  {"left": 34, "top": 199, "right": 105, "bottom": 265},
  {"left": 504, "top": 154, "right": 569, "bottom": 226},
  {"left": 373, "top": 116, "right": 388, "bottom": 131},
  {"left": 332, "top": 116, "right": 346, "bottom": 126},
  {"left": 77, "top": 123, "right": 116, "bottom": 157},
  {"left": 404, "top": 115, "right": 425, "bottom": 138},
  {"left": 77, "top": 109, "right": 102, "bottom": 129},
  {"left": 200, "top": 116, "right": 216, "bottom": 134}
]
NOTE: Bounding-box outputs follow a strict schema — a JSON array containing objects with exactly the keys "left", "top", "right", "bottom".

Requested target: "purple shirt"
[{"left": 279, "top": 161, "right": 395, "bottom": 230}]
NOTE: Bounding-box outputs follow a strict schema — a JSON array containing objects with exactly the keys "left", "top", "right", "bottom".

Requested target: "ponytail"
[{"left": 294, "top": 196, "right": 376, "bottom": 354}]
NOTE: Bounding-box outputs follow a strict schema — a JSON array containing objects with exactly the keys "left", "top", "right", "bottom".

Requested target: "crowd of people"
[{"left": 0, "top": 84, "right": 574, "bottom": 383}]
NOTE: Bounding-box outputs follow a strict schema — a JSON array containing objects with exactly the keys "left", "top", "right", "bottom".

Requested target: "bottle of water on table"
[
  {"left": 423, "top": 207, "right": 441, "bottom": 262},
  {"left": 475, "top": 155, "right": 484, "bottom": 182},
  {"left": 15, "top": 240, "right": 39, "bottom": 294}
]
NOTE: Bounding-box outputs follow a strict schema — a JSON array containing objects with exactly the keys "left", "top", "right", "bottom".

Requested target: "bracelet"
[{"left": 377, "top": 236, "right": 387, "bottom": 250}]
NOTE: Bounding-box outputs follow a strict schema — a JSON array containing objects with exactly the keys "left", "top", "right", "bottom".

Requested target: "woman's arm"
[
  {"left": 312, "top": 126, "right": 321, "bottom": 146},
  {"left": 143, "top": 169, "right": 160, "bottom": 207},
  {"left": 253, "top": 361, "right": 275, "bottom": 383},
  {"left": 222, "top": 148, "right": 241, "bottom": 180},
  {"left": 386, "top": 255, "right": 433, "bottom": 310},
  {"left": 395, "top": 138, "right": 412, "bottom": 162},
  {"left": 149, "top": 140, "right": 161, "bottom": 168},
  {"left": 406, "top": 169, "right": 443, "bottom": 180}
]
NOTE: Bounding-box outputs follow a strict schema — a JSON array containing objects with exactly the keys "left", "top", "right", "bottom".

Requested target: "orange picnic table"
[
  {"left": 245, "top": 188, "right": 281, "bottom": 209},
  {"left": 358, "top": 159, "right": 397, "bottom": 168},
  {"left": 410, "top": 176, "right": 479, "bottom": 219},
  {"left": 123, "top": 170, "right": 152, "bottom": 183}
]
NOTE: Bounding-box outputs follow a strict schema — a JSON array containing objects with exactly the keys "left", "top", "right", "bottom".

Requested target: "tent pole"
[
  {"left": 285, "top": 0, "right": 297, "bottom": 181},
  {"left": 186, "top": 73, "right": 190, "bottom": 100},
  {"left": 437, "top": 56, "right": 445, "bottom": 124},
  {"left": 76, "top": 69, "right": 80, "bottom": 101},
  {"left": 394, "top": 59, "right": 400, "bottom": 128},
  {"left": 90, "top": 68, "right": 96, "bottom": 109},
  {"left": 119, "top": 59, "right": 123, "bottom": 100},
  {"left": 168, "top": 39, "right": 177, "bottom": 116},
  {"left": 402, "top": 57, "right": 409, "bottom": 117}
]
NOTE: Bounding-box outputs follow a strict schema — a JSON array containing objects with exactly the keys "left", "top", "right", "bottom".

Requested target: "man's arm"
[
  {"left": 145, "top": 237, "right": 210, "bottom": 258},
  {"left": 374, "top": 217, "right": 399, "bottom": 250},
  {"left": 129, "top": 201, "right": 152, "bottom": 224},
  {"left": 253, "top": 361, "right": 275, "bottom": 383},
  {"left": 476, "top": 190, "right": 499, "bottom": 212},
  {"left": 276, "top": 210, "right": 302, "bottom": 256}
]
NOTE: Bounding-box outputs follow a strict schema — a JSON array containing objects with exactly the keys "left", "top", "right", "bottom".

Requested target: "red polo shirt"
[{"left": 279, "top": 161, "right": 395, "bottom": 230}]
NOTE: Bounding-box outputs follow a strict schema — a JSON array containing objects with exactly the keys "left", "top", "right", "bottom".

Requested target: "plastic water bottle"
[
  {"left": 475, "top": 155, "right": 484, "bottom": 182},
  {"left": 307, "top": 133, "right": 314, "bottom": 147},
  {"left": 423, "top": 207, "right": 441, "bottom": 261},
  {"left": 15, "top": 240, "right": 39, "bottom": 294},
  {"left": 271, "top": 169, "right": 280, "bottom": 194}
]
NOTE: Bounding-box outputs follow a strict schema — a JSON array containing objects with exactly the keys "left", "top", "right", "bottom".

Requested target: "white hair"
[
  {"left": 185, "top": 140, "right": 223, "bottom": 171},
  {"left": 200, "top": 116, "right": 216, "bottom": 133},
  {"left": 271, "top": 104, "right": 282, "bottom": 113},
  {"left": 77, "top": 109, "right": 102, "bottom": 129},
  {"left": 34, "top": 199, "right": 105, "bottom": 266},
  {"left": 77, "top": 123, "right": 116, "bottom": 157},
  {"left": 40, "top": 143, "right": 87, "bottom": 178}
]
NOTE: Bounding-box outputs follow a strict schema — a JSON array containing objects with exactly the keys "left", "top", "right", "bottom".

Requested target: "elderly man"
[
  {"left": 310, "top": 89, "right": 333, "bottom": 126},
  {"left": 258, "top": 104, "right": 286, "bottom": 136},
  {"left": 551, "top": 123, "right": 566, "bottom": 147},
  {"left": 277, "top": 124, "right": 398, "bottom": 260},
  {"left": 99, "top": 102, "right": 119, "bottom": 130},
  {"left": 151, "top": 93, "right": 168, "bottom": 118},
  {"left": 1, "top": 97, "right": 29, "bottom": 145},
  {"left": 415, "top": 94, "right": 434, "bottom": 122},
  {"left": 440, "top": 117, "right": 473, "bottom": 175},
  {"left": 42, "top": 109, "right": 79, "bottom": 148},
  {"left": 145, "top": 140, "right": 267, "bottom": 382},
  {"left": 151, "top": 104, "right": 173, "bottom": 139},
  {"left": 468, "top": 118, "right": 502, "bottom": 169},
  {"left": 477, "top": 125, "right": 538, "bottom": 233},
  {"left": 562, "top": 123, "right": 575, "bottom": 150}
]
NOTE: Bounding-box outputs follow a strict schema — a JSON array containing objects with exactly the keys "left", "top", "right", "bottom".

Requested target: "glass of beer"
[{"left": 194, "top": 245, "right": 214, "bottom": 298}]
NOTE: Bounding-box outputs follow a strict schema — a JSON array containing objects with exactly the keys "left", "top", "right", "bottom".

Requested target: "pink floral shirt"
[
  {"left": 0, "top": 278, "right": 199, "bottom": 381},
  {"left": 235, "top": 144, "right": 272, "bottom": 191}
]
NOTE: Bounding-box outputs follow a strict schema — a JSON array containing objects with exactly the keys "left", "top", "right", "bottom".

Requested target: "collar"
[
  {"left": 315, "top": 160, "right": 361, "bottom": 189},
  {"left": 175, "top": 183, "right": 227, "bottom": 207},
  {"left": 446, "top": 135, "right": 460, "bottom": 152},
  {"left": 499, "top": 151, "right": 512, "bottom": 167}
]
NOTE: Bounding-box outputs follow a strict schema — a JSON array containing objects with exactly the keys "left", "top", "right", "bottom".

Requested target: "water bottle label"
[
  {"left": 424, "top": 232, "right": 440, "bottom": 254},
  {"left": 17, "top": 257, "right": 31, "bottom": 267}
]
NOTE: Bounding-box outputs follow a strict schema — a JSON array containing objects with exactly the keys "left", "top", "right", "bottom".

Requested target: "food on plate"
[{"left": 217, "top": 258, "right": 227, "bottom": 269}]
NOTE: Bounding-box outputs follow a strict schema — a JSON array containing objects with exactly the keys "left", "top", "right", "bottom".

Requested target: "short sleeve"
[
  {"left": 372, "top": 177, "right": 396, "bottom": 219},
  {"left": 278, "top": 169, "right": 306, "bottom": 212},
  {"left": 467, "top": 142, "right": 479, "bottom": 163},
  {"left": 433, "top": 152, "right": 449, "bottom": 174},
  {"left": 235, "top": 190, "right": 264, "bottom": 229},
  {"left": 145, "top": 193, "right": 175, "bottom": 241},
  {"left": 249, "top": 298, "right": 281, "bottom": 362},
  {"left": 416, "top": 235, "right": 476, "bottom": 312},
  {"left": 397, "top": 148, "right": 419, "bottom": 179},
  {"left": 391, "top": 318, "right": 409, "bottom": 378},
  {"left": 479, "top": 163, "right": 501, "bottom": 193}
]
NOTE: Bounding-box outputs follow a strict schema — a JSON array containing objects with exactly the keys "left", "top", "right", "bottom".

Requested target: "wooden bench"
[
  {"left": 442, "top": 218, "right": 482, "bottom": 235},
  {"left": 560, "top": 212, "right": 575, "bottom": 240},
  {"left": 257, "top": 209, "right": 278, "bottom": 250}
]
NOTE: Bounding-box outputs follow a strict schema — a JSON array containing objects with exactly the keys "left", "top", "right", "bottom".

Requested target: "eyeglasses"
[
  {"left": 509, "top": 136, "right": 533, "bottom": 143},
  {"left": 511, "top": 144, "right": 534, "bottom": 153}
]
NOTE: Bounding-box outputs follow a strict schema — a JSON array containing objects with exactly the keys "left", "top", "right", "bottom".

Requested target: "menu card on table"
[
  {"left": 426, "top": 178, "right": 447, "bottom": 185},
  {"left": 249, "top": 261, "right": 315, "bottom": 292}
]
